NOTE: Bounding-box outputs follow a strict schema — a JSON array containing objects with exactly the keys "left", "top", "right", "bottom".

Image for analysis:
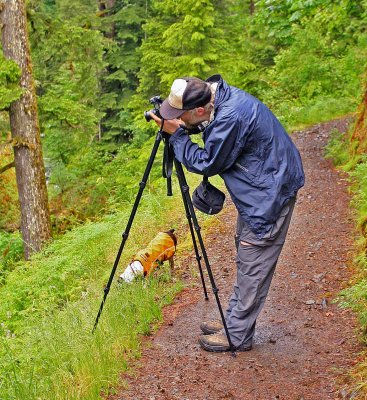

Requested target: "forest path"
[{"left": 111, "top": 118, "right": 362, "bottom": 400}]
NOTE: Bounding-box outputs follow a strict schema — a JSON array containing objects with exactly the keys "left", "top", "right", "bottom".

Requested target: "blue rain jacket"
[{"left": 170, "top": 75, "right": 305, "bottom": 238}]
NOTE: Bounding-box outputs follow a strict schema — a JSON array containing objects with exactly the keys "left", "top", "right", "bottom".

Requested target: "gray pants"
[{"left": 226, "top": 197, "right": 296, "bottom": 348}]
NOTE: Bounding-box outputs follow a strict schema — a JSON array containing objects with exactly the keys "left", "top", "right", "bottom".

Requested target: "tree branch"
[{"left": 0, "top": 161, "right": 15, "bottom": 174}]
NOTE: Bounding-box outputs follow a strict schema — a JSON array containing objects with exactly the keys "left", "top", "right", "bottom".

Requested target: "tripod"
[{"left": 92, "top": 127, "right": 236, "bottom": 354}]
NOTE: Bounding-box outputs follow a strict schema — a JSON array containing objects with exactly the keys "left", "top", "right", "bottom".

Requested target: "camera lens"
[
  {"left": 144, "top": 111, "right": 152, "bottom": 122},
  {"left": 144, "top": 108, "right": 162, "bottom": 122},
  {"left": 144, "top": 96, "right": 162, "bottom": 122}
]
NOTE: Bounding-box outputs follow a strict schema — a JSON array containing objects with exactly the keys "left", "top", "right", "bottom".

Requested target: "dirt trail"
[{"left": 112, "top": 119, "right": 362, "bottom": 400}]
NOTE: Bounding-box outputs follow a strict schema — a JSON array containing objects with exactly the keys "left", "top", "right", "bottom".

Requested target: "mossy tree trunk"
[
  {"left": 0, "top": 0, "right": 52, "bottom": 259},
  {"left": 351, "top": 84, "right": 367, "bottom": 156}
]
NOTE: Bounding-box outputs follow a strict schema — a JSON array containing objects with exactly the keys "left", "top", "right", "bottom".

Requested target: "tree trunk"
[
  {"left": 249, "top": 0, "right": 255, "bottom": 15},
  {"left": 0, "top": 0, "right": 52, "bottom": 259},
  {"left": 98, "top": 0, "right": 116, "bottom": 38},
  {"left": 351, "top": 85, "right": 367, "bottom": 156}
]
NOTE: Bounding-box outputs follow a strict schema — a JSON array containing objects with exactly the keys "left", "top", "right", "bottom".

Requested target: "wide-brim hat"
[{"left": 160, "top": 77, "right": 212, "bottom": 120}]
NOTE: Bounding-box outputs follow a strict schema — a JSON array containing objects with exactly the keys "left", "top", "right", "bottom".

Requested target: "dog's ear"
[{"left": 164, "top": 228, "right": 177, "bottom": 247}]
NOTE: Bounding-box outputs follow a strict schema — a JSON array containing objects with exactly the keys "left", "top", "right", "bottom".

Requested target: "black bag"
[{"left": 192, "top": 176, "right": 225, "bottom": 215}]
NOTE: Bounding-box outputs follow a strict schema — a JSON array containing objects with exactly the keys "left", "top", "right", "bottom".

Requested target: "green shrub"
[
  {"left": 338, "top": 158, "right": 367, "bottom": 336},
  {"left": 324, "top": 128, "right": 351, "bottom": 167},
  {"left": 351, "top": 158, "right": 367, "bottom": 231},
  {"left": 0, "top": 231, "right": 23, "bottom": 283}
]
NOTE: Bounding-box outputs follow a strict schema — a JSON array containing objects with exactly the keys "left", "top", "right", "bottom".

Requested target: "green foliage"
[
  {"left": 0, "top": 232, "right": 23, "bottom": 284},
  {"left": 240, "top": 0, "right": 367, "bottom": 106},
  {"left": 136, "top": 0, "right": 225, "bottom": 97},
  {"left": 338, "top": 161, "right": 367, "bottom": 326},
  {"left": 0, "top": 54, "right": 23, "bottom": 110},
  {"left": 324, "top": 129, "right": 351, "bottom": 167},
  {"left": 36, "top": 26, "right": 104, "bottom": 160},
  {"left": 98, "top": 0, "right": 150, "bottom": 148},
  {"left": 274, "top": 96, "right": 357, "bottom": 132},
  {"left": 334, "top": 156, "right": 367, "bottom": 345},
  {"left": 253, "top": 0, "right": 365, "bottom": 47},
  {"left": 269, "top": 23, "right": 365, "bottom": 103},
  {"left": 339, "top": 275, "right": 367, "bottom": 330},
  {"left": 46, "top": 133, "right": 166, "bottom": 224},
  {"left": 351, "top": 158, "right": 367, "bottom": 230},
  {"left": 29, "top": 1, "right": 105, "bottom": 173}
]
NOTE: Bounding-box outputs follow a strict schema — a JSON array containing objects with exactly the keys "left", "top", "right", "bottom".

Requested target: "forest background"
[{"left": 1, "top": 0, "right": 367, "bottom": 399}]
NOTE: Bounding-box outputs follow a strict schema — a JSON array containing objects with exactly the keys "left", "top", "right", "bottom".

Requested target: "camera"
[{"left": 144, "top": 95, "right": 163, "bottom": 122}]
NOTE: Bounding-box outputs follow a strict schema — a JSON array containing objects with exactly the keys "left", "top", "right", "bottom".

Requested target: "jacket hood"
[{"left": 206, "top": 74, "right": 230, "bottom": 109}]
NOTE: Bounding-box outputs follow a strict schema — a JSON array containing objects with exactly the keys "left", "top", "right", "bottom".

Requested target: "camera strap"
[{"left": 162, "top": 134, "right": 174, "bottom": 179}]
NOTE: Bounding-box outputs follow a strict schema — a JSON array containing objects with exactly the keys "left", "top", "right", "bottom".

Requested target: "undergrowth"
[
  {"left": 274, "top": 97, "right": 357, "bottom": 133},
  {"left": 338, "top": 158, "right": 367, "bottom": 322},
  {"left": 324, "top": 128, "right": 351, "bottom": 167},
  {"left": 0, "top": 172, "right": 217, "bottom": 400},
  {"left": 326, "top": 127, "right": 367, "bottom": 395},
  {"left": 0, "top": 231, "right": 23, "bottom": 284}
]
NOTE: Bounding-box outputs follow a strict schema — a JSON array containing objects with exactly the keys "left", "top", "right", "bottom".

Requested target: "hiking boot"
[
  {"left": 199, "top": 332, "right": 230, "bottom": 352},
  {"left": 200, "top": 319, "right": 223, "bottom": 335},
  {"left": 198, "top": 332, "right": 253, "bottom": 353}
]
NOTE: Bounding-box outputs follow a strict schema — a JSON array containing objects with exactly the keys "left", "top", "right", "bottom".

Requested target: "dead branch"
[{"left": 0, "top": 161, "right": 15, "bottom": 174}]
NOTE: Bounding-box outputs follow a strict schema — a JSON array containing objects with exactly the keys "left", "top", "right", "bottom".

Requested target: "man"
[{"left": 150, "top": 74, "right": 305, "bottom": 352}]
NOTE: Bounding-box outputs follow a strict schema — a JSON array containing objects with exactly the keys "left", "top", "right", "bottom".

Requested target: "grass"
[
  {"left": 1, "top": 274, "right": 182, "bottom": 399},
  {"left": 0, "top": 231, "right": 23, "bottom": 284},
  {"left": 276, "top": 95, "right": 358, "bottom": 132},
  {"left": 0, "top": 173, "right": 208, "bottom": 400},
  {"left": 325, "top": 127, "right": 367, "bottom": 395},
  {"left": 337, "top": 158, "right": 367, "bottom": 327}
]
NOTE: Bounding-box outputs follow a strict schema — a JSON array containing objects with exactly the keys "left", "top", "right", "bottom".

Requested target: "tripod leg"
[
  {"left": 174, "top": 159, "right": 236, "bottom": 354},
  {"left": 176, "top": 170, "right": 209, "bottom": 300},
  {"left": 92, "top": 132, "right": 163, "bottom": 333}
]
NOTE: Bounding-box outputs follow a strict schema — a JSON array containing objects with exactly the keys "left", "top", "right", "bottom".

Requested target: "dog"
[{"left": 119, "top": 229, "right": 177, "bottom": 283}]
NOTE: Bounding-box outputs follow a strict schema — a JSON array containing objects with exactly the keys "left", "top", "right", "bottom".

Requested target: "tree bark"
[
  {"left": 249, "top": 0, "right": 255, "bottom": 15},
  {"left": 0, "top": 0, "right": 52, "bottom": 259},
  {"left": 351, "top": 85, "right": 367, "bottom": 156}
]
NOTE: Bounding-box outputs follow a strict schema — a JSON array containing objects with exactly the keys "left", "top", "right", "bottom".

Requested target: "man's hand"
[{"left": 149, "top": 111, "right": 183, "bottom": 134}]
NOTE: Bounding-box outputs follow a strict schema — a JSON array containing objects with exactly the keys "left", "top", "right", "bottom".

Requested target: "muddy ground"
[{"left": 111, "top": 119, "right": 363, "bottom": 400}]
